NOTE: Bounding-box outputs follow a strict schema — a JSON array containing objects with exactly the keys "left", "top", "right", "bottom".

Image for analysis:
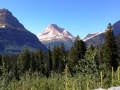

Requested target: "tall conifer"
[
  {"left": 68, "top": 36, "right": 86, "bottom": 73},
  {"left": 103, "top": 23, "right": 118, "bottom": 70},
  {"left": 52, "top": 45, "right": 59, "bottom": 72},
  {"left": 36, "top": 48, "right": 44, "bottom": 73}
]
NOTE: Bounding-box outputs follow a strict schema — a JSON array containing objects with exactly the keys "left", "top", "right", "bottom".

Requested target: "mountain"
[
  {"left": 113, "top": 20, "right": 120, "bottom": 35},
  {"left": 0, "top": 8, "right": 47, "bottom": 54},
  {"left": 37, "top": 24, "right": 75, "bottom": 50},
  {"left": 83, "top": 31, "right": 105, "bottom": 46},
  {"left": 83, "top": 21, "right": 120, "bottom": 46},
  {"left": 116, "top": 33, "right": 120, "bottom": 51}
]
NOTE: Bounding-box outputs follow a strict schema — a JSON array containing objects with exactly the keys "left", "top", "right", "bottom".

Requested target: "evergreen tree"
[
  {"left": 22, "top": 47, "right": 31, "bottom": 71},
  {"left": 79, "top": 39, "right": 87, "bottom": 59},
  {"left": 0, "top": 55, "right": 2, "bottom": 75},
  {"left": 44, "top": 46, "right": 52, "bottom": 77},
  {"left": 89, "top": 44, "right": 94, "bottom": 51},
  {"left": 36, "top": 48, "right": 44, "bottom": 73},
  {"left": 97, "top": 45, "right": 103, "bottom": 65},
  {"left": 68, "top": 36, "right": 80, "bottom": 68},
  {"left": 103, "top": 23, "right": 118, "bottom": 70},
  {"left": 79, "top": 47, "right": 98, "bottom": 74},
  {"left": 30, "top": 53, "right": 36, "bottom": 72},
  {"left": 59, "top": 43, "right": 66, "bottom": 72},
  {"left": 17, "top": 47, "right": 30, "bottom": 73},
  {"left": 48, "top": 46, "right": 52, "bottom": 71},
  {"left": 52, "top": 45, "right": 59, "bottom": 72},
  {"left": 60, "top": 43, "right": 66, "bottom": 56},
  {"left": 68, "top": 36, "right": 86, "bottom": 73},
  {"left": 17, "top": 54, "right": 23, "bottom": 73},
  {"left": 0, "top": 56, "right": 6, "bottom": 75},
  {"left": 13, "top": 63, "right": 20, "bottom": 80}
]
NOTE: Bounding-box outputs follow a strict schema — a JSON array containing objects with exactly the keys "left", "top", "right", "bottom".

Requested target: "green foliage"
[
  {"left": 48, "top": 46, "right": 52, "bottom": 71},
  {"left": 68, "top": 36, "right": 86, "bottom": 73},
  {"left": 17, "top": 47, "right": 31, "bottom": 73},
  {"left": 30, "top": 53, "right": 36, "bottom": 73},
  {"left": 103, "top": 23, "right": 119, "bottom": 70},
  {"left": 59, "top": 43, "right": 66, "bottom": 72},
  {"left": 1, "top": 68, "right": 120, "bottom": 90},
  {"left": 1, "top": 23, "right": 120, "bottom": 89},
  {"left": 77, "top": 46, "right": 98, "bottom": 75},
  {"left": 52, "top": 45, "right": 60, "bottom": 72},
  {"left": 0, "top": 55, "right": 2, "bottom": 75},
  {"left": 44, "top": 46, "right": 52, "bottom": 77},
  {"left": 97, "top": 45, "right": 103, "bottom": 66},
  {"left": 35, "top": 48, "right": 44, "bottom": 73}
]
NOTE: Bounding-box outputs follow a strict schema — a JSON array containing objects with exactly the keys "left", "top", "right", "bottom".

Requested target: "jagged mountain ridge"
[
  {"left": 0, "top": 8, "right": 47, "bottom": 54},
  {"left": 0, "top": 8, "right": 25, "bottom": 29},
  {"left": 37, "top": 24, "right": 75, "bottom": 50},
  {"left": 83, "top": 21, "right": 120, "bottom": 46},
  {"left": 83, "top": 31, "right": 105, "bottom": 42}
]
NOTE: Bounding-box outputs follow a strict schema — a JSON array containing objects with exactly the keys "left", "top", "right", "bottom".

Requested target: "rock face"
[
  {"left": 113, "top": 20, "right": 120, "bottom": 36},
  {"left": 37, "top": 24, "right": 75, "bottom": 50},
  {"left": 116, "top": 33, "right": 120, "bottom": 50},
  {"left": 83, "top": 21, "right": 120, "bottom": 46},
  {"left": 0, "top": 8, "right": 47, "bottom": 54},
  {"left": 0, "top": 8, "right": 25, "bottom": 29},
  {"left": 83, "top": 31, "right": 105, "bottom": 46}
]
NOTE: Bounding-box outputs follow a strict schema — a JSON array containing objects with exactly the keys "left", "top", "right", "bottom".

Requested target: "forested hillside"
[{"left": 0, "top": 23, "right": 120, "bottom": 89}]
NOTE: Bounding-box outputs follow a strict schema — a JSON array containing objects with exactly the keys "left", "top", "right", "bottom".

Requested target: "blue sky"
[{"left": 0, "top": 0, "right": 120, "bottom": 39}]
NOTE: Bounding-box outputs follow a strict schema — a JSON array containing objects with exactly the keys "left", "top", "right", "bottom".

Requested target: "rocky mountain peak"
[
  {"left": 0, "top": 8, "right": 25, "bottom": 30},
  {"left": 0, "top": 8, "right": 47, "bottom": 54},
  {"left": 49, "top": 24, "right": 57, "bottom": 28},
  {"left": 0, "top": 8, "right": 12, "bottom": 15},
  {"left": 37, "top": 24, "right": 75, "bottom": 50},
  {"left": 37, "top": 24, "right": 74, "bottom": 41},
  {"left": 46, "top": 24, "right": 64, "bottom": 33}
]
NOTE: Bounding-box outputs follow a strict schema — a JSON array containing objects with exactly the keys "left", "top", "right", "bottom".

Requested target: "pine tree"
[
  {"left": 79, "top": 39, "right": 87, "bottom": 59},
  {"left": 89, "top": 44, "right": 94, "bottom": 51},
  {"left": 59, "top": 43, "right": 66, "bottom": 72},
  {"left": 68, "top": 36, "right": 80, "bottom": 68},
  {"left": 17, "top": 47, "right": 30, "bottom": 73},
  {"left": 103, "top": 23, "right": 118, "bottom": 70},
  {"left": 0, "top": 55, "right": 2, "bottom": 75},
  {"left": 30, "top": 53, "right": 36, "bottom": 72},
  {"left": 80, "top": 47, "right": 98, "bottom": 75},
  {"left": 44, "top": 46, "right": 52, "bottom": 77},
  {"left": 1, "top": 56, "right": 6, "bottom": 74},
  {"left": 60, "top": 43, "right": 66, "bottom": 56},
  {"left": 97, "top": 45, "right": 103, "bottom": 65},
  {"left": 22, "top": 47, "right": 31, "bottom": 72},
  {"left": 52, "top": 45, "right": 59, "bottom": 72},
  {"left": 13, "top": 63, "right": 20, "bottom": 80},
  {"left": 36, "top": 48, "right": 44, "bottom": 73},
  {"left": 68, "top": 36, "right": 86, "bottom": 73},
  {"left": 48, "top": 46, "right": 52, "bottom": 71}
]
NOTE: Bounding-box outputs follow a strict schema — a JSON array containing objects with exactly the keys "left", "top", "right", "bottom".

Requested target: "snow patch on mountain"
[
  {"left": 83, "top": 31, "right": 105, "bottom": 41},
  {"left": 37, "top": 24, "right": 75, "bottom": 42}
]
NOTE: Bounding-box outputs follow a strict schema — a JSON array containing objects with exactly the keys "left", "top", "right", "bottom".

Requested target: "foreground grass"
[{"left": 1, "top": 67, "right": 120, "bottom": 90}]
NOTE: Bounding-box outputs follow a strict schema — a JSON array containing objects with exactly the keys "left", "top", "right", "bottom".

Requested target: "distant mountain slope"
[
  {"left": 83, "top": 31, "right": 105, "bottom": 42},
  {"left": 0, "top": 8, "right": 47, "bottom": 54},
  {"left": 0, "top": 8, "right": 25, "bottom": 29},
  {"left": 113, "top": 20, "right": 120, "bottom": 36},
  {"left": 37, "top": 24, "right": 75, "bottom": 50},
  {"left": 83, "top": 21, "right": 120, "bottom": 46},
  {"left": 116, "top": 33, "right": 120, "bottom": 50}
]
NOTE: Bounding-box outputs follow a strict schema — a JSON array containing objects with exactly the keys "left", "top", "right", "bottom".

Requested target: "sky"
[{"left": 0, "top": 0, "right": 120, "bottom": 39}]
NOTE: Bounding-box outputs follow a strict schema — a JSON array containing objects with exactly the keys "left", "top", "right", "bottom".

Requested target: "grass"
[{"left": 0, "top": 67, "right": 120, "bottom": 90}]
